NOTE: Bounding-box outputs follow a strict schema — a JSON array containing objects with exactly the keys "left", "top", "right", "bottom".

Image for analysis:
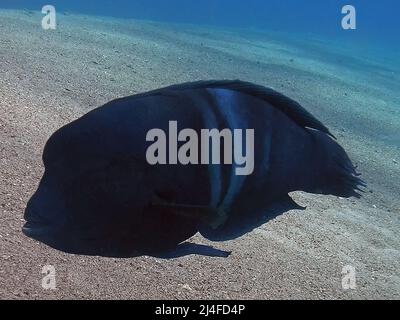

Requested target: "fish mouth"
[
  {"left": 22, "top": 215, "right": 76, "bottom": 254},
  {"left": 22, "top": 219, "right": 59, "bottom": 239},
  {"left": 22, "top": 205, "right": 63, "bottom": 239}
]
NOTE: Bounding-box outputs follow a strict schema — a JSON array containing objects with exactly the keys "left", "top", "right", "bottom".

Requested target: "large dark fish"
[{"left": 23, "top": 80, "right": 364, "bottom": 257}]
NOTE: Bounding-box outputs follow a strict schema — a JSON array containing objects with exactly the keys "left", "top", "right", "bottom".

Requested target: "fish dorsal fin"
[{"left": 161, "top": 80, "right": 335, "bottom": 138}]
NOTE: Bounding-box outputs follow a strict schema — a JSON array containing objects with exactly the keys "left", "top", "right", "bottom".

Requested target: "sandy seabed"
[{"left": 0, "top": 9, "right": 399, "bottom": 299}]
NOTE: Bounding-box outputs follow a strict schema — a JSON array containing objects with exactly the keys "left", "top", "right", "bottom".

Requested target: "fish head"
[{"left": 23, "top": 115, "right": 154, "bottom": 254}]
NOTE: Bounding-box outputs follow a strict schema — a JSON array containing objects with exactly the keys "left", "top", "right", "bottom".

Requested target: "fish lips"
[{"left": 22, "top": 202, "right": 66, "bottom": 244}]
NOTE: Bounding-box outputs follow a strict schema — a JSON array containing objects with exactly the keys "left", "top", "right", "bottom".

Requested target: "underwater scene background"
[
  {"left": 2, "top": 0, "right": 399, "bottom": 53},
  {"left": 0, "top": 0, "right": 399, "bottom": 299}
]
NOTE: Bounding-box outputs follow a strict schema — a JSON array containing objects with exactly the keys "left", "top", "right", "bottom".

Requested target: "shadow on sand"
[{"left": 120, "top": 196, "right": 305, "bottom": 259}]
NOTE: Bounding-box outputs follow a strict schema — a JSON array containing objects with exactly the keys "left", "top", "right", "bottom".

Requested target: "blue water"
[{"left": 1, "top": 0, "right": 399, "bottom": 52}]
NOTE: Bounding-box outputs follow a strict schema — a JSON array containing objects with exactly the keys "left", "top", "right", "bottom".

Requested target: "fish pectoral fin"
[{"left": 150, "top": 195, "right": 228, "bottom": 228}]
